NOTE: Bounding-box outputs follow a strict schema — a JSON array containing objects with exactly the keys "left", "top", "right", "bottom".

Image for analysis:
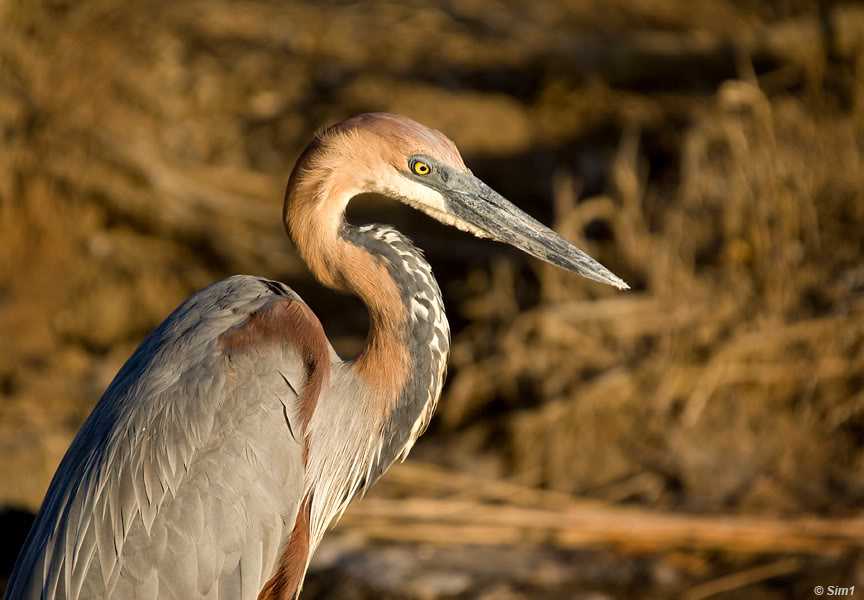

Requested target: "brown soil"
[{"left": 2, "top": 0, "right": 864, "bottom": 597}]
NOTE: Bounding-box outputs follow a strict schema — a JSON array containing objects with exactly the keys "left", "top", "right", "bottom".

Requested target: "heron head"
[{"left": 313, "top": 113, "right": 629, "bottom": 290}]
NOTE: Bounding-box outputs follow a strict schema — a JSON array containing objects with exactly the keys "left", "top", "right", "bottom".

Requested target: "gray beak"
[{"left": 446, "top": 173, "right": 629, "bottom": 290}]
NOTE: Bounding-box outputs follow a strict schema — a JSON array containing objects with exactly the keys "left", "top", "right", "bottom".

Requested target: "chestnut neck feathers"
[{"left": 282, "top": 113, "right": 460, "bottom": 402}]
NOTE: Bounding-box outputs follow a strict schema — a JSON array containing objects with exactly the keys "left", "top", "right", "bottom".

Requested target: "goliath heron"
[{"left": 6, "top": 113, "right": 627, "bottom": 599}]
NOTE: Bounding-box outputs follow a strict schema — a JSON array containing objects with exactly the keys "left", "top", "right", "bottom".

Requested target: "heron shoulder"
[
  {"left": 4, "top": 275, "right": 322, "bottom": 600},
  {"left": 218, "top": 281, "right": 331, "bottom": 462}
]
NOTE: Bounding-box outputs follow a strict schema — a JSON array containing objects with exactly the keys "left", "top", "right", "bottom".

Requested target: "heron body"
[{"left": 6, "top": 113, "right": 626, "bottom": 600}]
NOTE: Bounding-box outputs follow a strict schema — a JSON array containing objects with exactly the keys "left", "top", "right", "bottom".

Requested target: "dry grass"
[
  {"left": 2, "top": 0, "right": 864, "bottom": 596},
  {"left": 443, "top": 82, "right": 864, "bottom": 513},
  {"left": 342, "top": 462, "right": 864, "bottom": 555}
]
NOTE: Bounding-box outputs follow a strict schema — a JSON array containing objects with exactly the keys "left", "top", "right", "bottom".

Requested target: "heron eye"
[{"left": 411, "top": 160, "right": 431, "bottom": 176}]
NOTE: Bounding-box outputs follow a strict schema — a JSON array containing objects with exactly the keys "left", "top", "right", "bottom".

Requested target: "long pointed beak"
[{"left": 447, "top": 174, "right": 629, "bottom": 290}]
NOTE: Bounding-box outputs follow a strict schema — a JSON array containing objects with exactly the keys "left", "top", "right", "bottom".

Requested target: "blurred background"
[{"left": 2, "top": 0, "right": 864, "bottom": 598}]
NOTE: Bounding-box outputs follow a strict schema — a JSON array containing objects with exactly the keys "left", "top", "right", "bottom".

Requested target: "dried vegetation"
[{"left": 2, "top": 0, "right": 864, "bottom": 597}]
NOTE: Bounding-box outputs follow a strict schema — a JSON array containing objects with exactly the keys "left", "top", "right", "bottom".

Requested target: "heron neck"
[
  {"left": 298, "top": 223, "right": 450, "bottom": 557},
  {"left": 339, "top": 224, "right": 451, "bottom": 473},
  {"left": 283, "top": 174, "right": 448, "bottom": 426}
]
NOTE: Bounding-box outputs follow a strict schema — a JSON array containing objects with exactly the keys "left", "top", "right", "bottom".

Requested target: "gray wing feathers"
[{"left": 6, "top": 276, "right": 314, "bottom": 600}]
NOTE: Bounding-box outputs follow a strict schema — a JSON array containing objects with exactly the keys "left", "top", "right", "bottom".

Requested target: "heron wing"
[{"left": 5, "top": 276, "right": 329, "bottom": 600}]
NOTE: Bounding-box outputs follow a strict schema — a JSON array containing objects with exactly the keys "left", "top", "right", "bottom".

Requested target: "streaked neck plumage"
[
  {"left": 339, "top": 222, "right": 450, "bottom": 465},
  {"left": 282, "top": 147, "right": 450, "bottom": 552}
]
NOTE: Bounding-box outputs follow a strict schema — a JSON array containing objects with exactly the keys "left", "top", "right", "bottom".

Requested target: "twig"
[{"left": 682, "top": 558, "right": 804, "bottom": 600}]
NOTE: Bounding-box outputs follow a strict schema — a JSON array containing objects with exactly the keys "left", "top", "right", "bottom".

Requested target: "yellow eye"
[{"left": 411, "top": 160, "right": 431, "bottom": 176}]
